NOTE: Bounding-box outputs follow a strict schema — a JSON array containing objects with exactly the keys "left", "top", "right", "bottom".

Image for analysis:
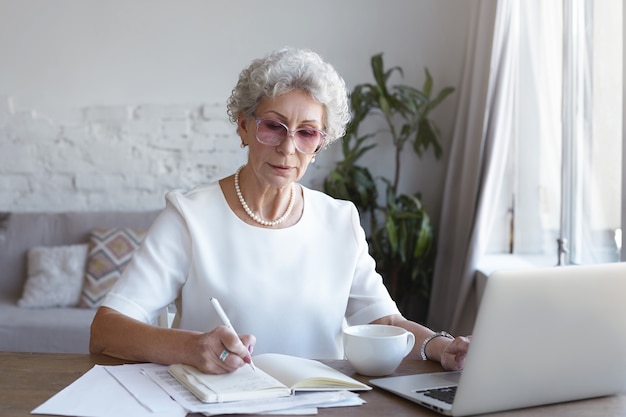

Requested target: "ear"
[{"left": 237, "top": 112, "right": 249, "bottom": 135}]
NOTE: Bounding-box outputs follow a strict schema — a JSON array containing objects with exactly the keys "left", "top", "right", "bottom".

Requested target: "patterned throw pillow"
[{"left": 79, "top": 228, "right": 146, "bottom": 309}]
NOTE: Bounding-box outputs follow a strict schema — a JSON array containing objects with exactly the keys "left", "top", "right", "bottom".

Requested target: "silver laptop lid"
[{"left": 452, "top": 262, "right": 626, "bottom": 416}]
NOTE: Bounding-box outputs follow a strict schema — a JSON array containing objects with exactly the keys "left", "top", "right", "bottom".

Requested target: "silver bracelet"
[{"left": 420, "top": 331, "right": 454, "bottom": 360}]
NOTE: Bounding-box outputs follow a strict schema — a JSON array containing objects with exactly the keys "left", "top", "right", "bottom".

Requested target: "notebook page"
[
  {"left": 169, "top": 363, "right": 291, "bottom": 402},
  {"left": 254, "top": 354, "right": 370, "bottom": 391}
]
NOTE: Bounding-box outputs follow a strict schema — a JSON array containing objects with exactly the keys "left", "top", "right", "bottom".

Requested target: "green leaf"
[
  {"left": 415, "top": 216, "right": 433, "bottom": 258},
  {"left": 378, "top": 95, "right": 391, "bottom": 118},
  {"left": 422, "top": 68, "right": 433, "bottom": 98},
  {"left": 371, "top": 54, "right": 385, "bottom": 87},
  {"left": 385, "top": 215, "right": 398, "bottom": 253},
  {"left": 429, "top": 86, "right": 455, "bottom": 110}
]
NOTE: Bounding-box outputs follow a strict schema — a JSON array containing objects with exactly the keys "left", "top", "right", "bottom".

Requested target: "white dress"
[{"left": 102, "top": 182, "right": 400, "bottom": 359}]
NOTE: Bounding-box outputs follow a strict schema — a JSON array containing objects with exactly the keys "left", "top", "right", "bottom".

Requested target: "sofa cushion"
[
  {"left": 0, "top": 210, "right": 161, "bottom": 354},
  {"left": 0, "top": 210, "right": 160, "bottom": 301},
  {"left": 79, "top": 228, "right": 146, "bottom": 309},
  {"left": 18, "top": 244, "right": 88, "bottom": 308},
  {"left": 0, "top": 298, "right": 96, "bottom": 353}
]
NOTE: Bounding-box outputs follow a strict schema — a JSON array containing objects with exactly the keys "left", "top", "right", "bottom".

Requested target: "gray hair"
[{"left": 227, "top": 48, "right": 351, "bottom": 143}]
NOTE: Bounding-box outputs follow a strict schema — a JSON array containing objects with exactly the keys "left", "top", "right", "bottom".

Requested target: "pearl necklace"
[{"left": 234, "top": 165, "right": 295, "bottom": 227}]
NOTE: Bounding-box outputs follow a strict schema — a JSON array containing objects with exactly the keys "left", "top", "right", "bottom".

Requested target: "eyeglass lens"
[{"left": 256, "top": 118, "right": 325, "bottom": 154}]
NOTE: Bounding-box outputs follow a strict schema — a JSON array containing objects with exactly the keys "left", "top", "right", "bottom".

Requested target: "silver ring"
[{"left": 219, "top": 349, "right": 230, "bottom": 362}]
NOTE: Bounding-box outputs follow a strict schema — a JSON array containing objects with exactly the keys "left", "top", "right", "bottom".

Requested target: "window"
[{"left": 486, "top": 0, "right": 623, "bottom": 265}]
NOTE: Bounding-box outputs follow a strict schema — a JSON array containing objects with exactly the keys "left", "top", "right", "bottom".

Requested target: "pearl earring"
[
  {"left": 311, "top": 156, "right": 316, "bottom": 163},
  {"left": 240, "top": 143, "right": 247, "bottom": 148}
]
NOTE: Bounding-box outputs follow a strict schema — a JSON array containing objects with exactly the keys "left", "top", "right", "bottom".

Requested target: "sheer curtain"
[{"left": 427, "top": 0, "right": 518, "bottom": 334}]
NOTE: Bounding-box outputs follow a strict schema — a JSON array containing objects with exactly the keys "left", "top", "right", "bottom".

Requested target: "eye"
[
  {"left": 263, "top": 120, "right": 285, "bottom": 131},
  {"left": 297, "top": 128, "right": 318, "bottom": 139}
]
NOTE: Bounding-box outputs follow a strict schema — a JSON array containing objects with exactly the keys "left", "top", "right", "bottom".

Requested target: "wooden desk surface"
[{"left": 1, "top": 351, "right": 625, "bottom": 417}]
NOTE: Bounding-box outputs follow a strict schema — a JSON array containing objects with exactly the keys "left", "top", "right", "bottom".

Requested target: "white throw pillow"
[{"left": 18, "top": 244, "right": 89, "bottom": 308}]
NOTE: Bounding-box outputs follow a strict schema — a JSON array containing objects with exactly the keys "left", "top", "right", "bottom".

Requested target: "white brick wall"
[
  {"left": 0, "top": 95, "right": 249, "bottom": 212},
  {"left": 0, "top": 95, "right": 337, "bottom": 212}
]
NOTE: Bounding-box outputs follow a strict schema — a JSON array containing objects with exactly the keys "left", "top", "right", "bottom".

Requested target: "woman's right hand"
[
  {"left": 91, "top": 307, "right": 255, "bottom": 374},
  {"left": 189, "top": 325, "right": 256, "bottom": 374}
]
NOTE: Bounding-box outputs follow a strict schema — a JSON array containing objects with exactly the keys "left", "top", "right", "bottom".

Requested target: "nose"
[{"left": 276, "top": 130, "right": 297, "bottom": 154}]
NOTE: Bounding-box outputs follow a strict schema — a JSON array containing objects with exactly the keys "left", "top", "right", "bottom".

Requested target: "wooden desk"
[{"left": 1, "top": 351, "right": 625, "bottom": 417}]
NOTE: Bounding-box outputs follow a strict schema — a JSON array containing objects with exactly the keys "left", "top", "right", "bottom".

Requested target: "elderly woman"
[{"left": 90, "top": 48, "right": 470, "bottom": 374}]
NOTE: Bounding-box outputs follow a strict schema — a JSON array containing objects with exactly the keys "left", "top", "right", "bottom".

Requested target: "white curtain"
[{"left": 427, "top": 0, "right": 518, "bottom": 334}]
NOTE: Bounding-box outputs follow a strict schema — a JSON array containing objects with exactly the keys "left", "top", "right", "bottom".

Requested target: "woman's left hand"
[{"left": 440, "top": 335, "right": 471, "bottom": 371}]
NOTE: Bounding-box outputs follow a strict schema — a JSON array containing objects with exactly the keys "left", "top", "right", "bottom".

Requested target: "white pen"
[{"left": 210, "top": 297, "right": 255, "bottom": 371}]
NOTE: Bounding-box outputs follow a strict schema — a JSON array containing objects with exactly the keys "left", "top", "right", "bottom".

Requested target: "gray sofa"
[{"left": 0, "top": 210, "right": 159, "bottom": 353}]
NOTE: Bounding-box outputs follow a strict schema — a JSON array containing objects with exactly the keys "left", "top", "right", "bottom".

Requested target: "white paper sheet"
[
  {"left": 259, "top": 395, "right": 366, "bottom": 415},
  {"left": 105, "top": 363, "right": 186, "bottom": 414},
  {"left": 32, "top": 365, "right": 186, "bottom": 417}
]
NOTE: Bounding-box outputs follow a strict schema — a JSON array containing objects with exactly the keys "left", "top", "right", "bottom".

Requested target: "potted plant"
[{"left": 324, "top": 53, "right": 454, "bottom": 323}]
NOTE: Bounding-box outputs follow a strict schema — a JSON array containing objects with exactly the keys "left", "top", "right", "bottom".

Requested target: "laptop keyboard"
[{"left": 417, "top": 386, "right": 457, "bottom": 404}]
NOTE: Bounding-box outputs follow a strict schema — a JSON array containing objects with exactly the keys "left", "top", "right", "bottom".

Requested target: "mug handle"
[{"left": 404, "top": 332, "right": 416, "bottom": 357}]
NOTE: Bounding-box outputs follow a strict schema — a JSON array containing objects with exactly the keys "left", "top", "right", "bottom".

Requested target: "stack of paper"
[{"left": 32, "top": 355, "right": 368, "bottom": 416}]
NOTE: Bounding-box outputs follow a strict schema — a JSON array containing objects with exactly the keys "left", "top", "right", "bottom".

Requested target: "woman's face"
[{"left": 238, "top": 90, "right": 325, "bottom": 189}]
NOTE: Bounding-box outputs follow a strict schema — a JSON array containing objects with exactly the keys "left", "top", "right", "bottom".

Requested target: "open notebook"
[
  {"left": 170, "top": 353, "right": 370, "bottom": 403},
  {"left": 371, "top": 262, "right": 626, "bottom": 416}
]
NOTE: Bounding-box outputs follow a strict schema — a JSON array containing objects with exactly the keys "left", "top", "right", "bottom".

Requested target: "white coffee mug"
[{"left": 343, "top": 324, "right": 416, "bottom": 376}]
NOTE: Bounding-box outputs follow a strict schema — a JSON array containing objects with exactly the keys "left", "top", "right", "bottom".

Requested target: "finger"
[
  {"left": 218, "top": 348, "right": 231, "bottom": 363},
  {"left": 216, "top": 347, "right": 244, "bottom": 371},
  {"left": 195, "top": 328, "right": 242, "bottom": 374},
  {"left": 447, "top": 336, "right": 470, "bottom": 353},
  {"left": 221, "top": 329, "right": 255, "bottom": 357},
  {"left": 454, "top": 336, "right": 471, "bottom": 352},
  {"left": 217, "top": 327, "right": 254, "bottom": 367},
  {"left": 209, "top": 343, "right": 241, "bottom": 373},
  {"left": 442, "top": 337, "right": 470, "bottom": 371},
  {"left": 239, "top": 334, "right": 257, "bottom": 359}
]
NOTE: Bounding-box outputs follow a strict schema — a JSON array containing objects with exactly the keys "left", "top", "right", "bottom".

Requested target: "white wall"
[{"left": 0, "top": 0, "right": 474, "bottom": 227}]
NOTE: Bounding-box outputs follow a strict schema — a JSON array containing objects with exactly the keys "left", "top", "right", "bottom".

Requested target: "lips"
[{"left": 269, "top": 164, "right": 291, "bottom": 172}]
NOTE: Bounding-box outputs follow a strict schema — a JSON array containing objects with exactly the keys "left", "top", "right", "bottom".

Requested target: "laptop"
[{"left": 370, "top": 262, "right": 626, "bottom": 416}]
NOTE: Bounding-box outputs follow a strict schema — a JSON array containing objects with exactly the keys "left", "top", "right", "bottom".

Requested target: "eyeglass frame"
[{"left": 253, "top": 117, "right": 328, "bottom": 155}]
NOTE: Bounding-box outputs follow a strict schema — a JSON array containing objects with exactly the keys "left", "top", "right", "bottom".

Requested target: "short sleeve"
[{"left": 102, "top": 196, "right": 191, "bottom": 323}]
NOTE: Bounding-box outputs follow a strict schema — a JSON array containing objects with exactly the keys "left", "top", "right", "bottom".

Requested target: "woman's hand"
[
  {"left": 440, "top": 335, "right": 471, "bottom": 371},
  {"left": 189, "top": 325, "right": 256, "bottom": 374},
  {"left": 370, "top": 314, "right": 472, "bottom": 371},
  {"left": 91, "top": 307, "right": 255, "bottom": 373}
]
